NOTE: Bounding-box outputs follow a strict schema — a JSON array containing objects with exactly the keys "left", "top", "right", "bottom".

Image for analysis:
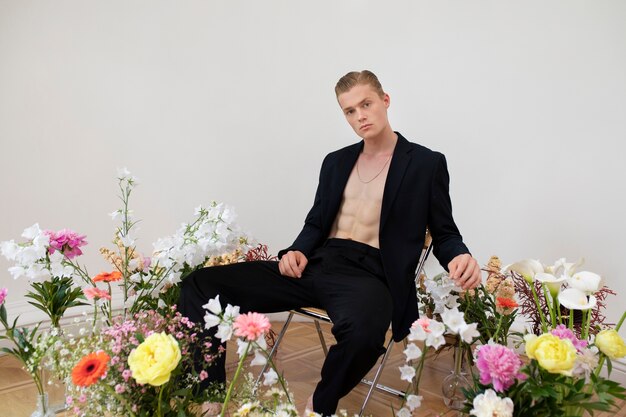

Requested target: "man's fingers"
[{"left": 296, "top": 254, "right": 308, "bottom": 275}]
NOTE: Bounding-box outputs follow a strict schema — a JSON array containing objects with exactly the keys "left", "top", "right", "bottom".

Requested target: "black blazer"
[{"left": 279, "top": 132, "right": 470, "bottom": 341}]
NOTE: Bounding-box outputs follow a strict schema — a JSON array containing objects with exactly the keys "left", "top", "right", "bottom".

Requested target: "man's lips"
[{"left": 360, "top": 124, "right": 372, "bottom": 130}]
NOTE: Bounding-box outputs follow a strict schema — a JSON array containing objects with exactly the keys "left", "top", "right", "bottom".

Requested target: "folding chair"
[{"left": 259, "top": 232, "right": 433, "bottom": 416}]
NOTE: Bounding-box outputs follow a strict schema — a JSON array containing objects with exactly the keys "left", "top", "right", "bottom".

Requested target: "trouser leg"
[
  {"left": 310, "top": 242, "right": 393, "bottom": 416},
  {"left": 178, "top": 260, "right": 318, "bottom": 385}
]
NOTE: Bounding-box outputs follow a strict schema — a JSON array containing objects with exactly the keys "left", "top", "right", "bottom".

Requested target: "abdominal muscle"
[{"left": 328, "top": 164, "right": 389, "bottom": 249}]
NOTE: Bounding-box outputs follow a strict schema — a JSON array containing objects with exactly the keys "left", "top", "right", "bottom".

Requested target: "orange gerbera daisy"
[
  {"left": 92, "top": 271, "right": 122, "bottom": 283},
  {"left": 71, "top": 351, "right": 110, "bottom": 387}
]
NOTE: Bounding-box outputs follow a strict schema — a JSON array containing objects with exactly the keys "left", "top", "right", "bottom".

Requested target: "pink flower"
[
  {"left": 115, "top": 384, "right": 125, "bottom": 394},
  {"left": 0, "top": 288, "right": 7, "bottom": 305},
  {"left": 476, "top": 343, "right": 525, "bottom": 392},
  {"left": 551, "top": 324, "right": 588, "bottom": 351},
  {"left": 413, "top": 317, "right": 432, "bottom": 333},
  {"left": 65, "top": 396, "right": 73, "bottom": 406},
  {"left": 233, "top": 312, "right": 271, "bottom": 341},
  {"left": 83, "top": 287, "right": 111, "bottom": 300},
  {"left": 199, "top": 370, "right": 208, "bottom": 381},
  {"left": 44, "top": 229, "right": 87, "bottom": 259},
  {"left": 122, "top": 369, "right": 132, "bottom": 381}
]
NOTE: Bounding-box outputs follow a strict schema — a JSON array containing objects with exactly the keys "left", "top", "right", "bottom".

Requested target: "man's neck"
[{"left": 362, "top": 127, "right": 397, "bottom": 156}]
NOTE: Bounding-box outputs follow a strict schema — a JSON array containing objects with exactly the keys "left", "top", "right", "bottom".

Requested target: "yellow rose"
[
  {"left": 128, "top": 332, "right": 181, "bottom": 386},
  {"left": 525, "top": 333, "right": 577, "bottom": 376},
  {"left": 595, "top": 329, "right": 626, "bottom": 360}
]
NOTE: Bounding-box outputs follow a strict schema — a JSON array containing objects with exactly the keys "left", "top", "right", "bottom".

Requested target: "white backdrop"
[{"left": 1, "top": 1, "right": 625, "bottom": 340}]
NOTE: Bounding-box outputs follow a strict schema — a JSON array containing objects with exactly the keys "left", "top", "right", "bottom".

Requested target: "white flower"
[
  {"left": 396, "top": 407, "right": 411, "bottom": 417},
  {"left": 549, "top": 257, "right": 584, "bottom": 278},
  {"left": 215, "top": 323, "right": 234, "bottom": 343},
  {"left": 408, "top": 324, "right": 428, "bottom": 342},
  {"left": 459, "top": 322, "right": 480, "bottom": 343},
  {"left": 119, "top": 234, "right": 135, "bottom": 248},
  {"left": 236, "top": 338, "right": 249, "bottom": 357},
  {"left": 535, "top": 272, "right": 567, "bottom": 297},
  {"left": 250, "top": 349, "right": 267, "bottom": 366},
  {"left": 0, "top": 240, "right": 19, "bottom": 260},
  {"left": 406, "top": 394, "right": 423, "bottom": 411},
  {"left": 203, "top": 313, "right": 220, "bottom": 329},
  {"left": 202, "top": 296, "right": 222, "bottom": 315},
  {"left": 117, "top": 167, "right": 131, "bottom": 178},
  {"left": 426, "top": 334, "right": 445, "bottom": 350},
  {"left": 399, "top": 365, "right": 416, "bottom": 382},
  {"left": 558, "top": 288, "right": 597, "bottom": 311},
  {"left": 504, "top": 259, "right": 544, "bottom": 283},
  {"left": 569, "top": 271, "right": 603, "bottom": 295},
  {"left": 22, "top": 223, "right": 43, "bottom": 240},
  {"left": 223, "top": 304, "right": 240, "bottom": 321},
  {"left": 403, "top": 343, "right": 422, "bottom": 361},
  {"left": 470, "top": 389, "right": 514, "bottom": 417},
  {"left": 442, "top": 308, "right": 466, "bottom": 334},
  {"left": 262, "top": 368, "right": 278, "bottom": 386}
]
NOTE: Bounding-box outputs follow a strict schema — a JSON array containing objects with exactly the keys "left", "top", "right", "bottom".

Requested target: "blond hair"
[{"left": 335, "top": 70, "right": 385, "bottom": 98}]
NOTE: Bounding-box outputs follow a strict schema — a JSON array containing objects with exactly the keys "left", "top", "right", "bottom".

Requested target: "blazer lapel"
[{"left": 380, "top": 133, "right": 412, "bottom": 232}]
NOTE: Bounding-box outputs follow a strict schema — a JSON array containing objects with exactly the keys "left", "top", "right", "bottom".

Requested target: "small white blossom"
[
  {"left": 263, "top": 368, "right": 278, "bottom": 386},
  {"left": 399, "top": 365, "right": 416, "bottom": 382}
]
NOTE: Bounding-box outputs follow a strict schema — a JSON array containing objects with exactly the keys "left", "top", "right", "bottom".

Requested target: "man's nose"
[{"left": 357, "top": 109, "right": 366, "bottom": 121}]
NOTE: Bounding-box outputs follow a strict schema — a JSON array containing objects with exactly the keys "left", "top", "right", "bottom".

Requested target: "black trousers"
[{"left": 178, "top": 238, "right": 393, "bottom": 416}]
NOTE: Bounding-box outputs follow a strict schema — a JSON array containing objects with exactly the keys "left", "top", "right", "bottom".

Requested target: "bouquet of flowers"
[
  {"left": 462, "top": 257, "right": 626, "bottom": 417},
  {"left": 0, "top": 168, "right": 260, "bottom": 416}
]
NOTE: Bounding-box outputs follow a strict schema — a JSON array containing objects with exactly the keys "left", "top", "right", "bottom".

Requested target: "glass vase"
[
  {"left": 441, "top": 345, "right": 470, "bottom": 410},
  {"left": 31, "top": 392, "right": 55, "bottom": 417}
]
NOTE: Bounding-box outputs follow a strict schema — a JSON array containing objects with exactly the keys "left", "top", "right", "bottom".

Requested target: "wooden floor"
[{"left": 1, "top": 321, "right": 625, "bottom": 416}]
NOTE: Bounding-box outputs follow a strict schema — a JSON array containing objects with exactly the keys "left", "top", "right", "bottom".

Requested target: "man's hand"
[
  {"left": 448, "top": 254, "right": 481, "bottom": 290},
  {"left": 278, "top": 250, "right": 308, "bottom": 278}
]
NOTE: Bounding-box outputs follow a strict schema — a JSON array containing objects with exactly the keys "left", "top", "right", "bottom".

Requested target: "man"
[{"left": 179, "top": 70, "right": 480, "bottom": 416}]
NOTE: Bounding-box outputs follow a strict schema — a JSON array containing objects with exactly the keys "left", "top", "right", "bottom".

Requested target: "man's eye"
[
  {"left": 363, "top": 102, "right": 370, "bottom": 108},
  {"left": 346, "top": 110, "right": 354, "bottom": 115}
]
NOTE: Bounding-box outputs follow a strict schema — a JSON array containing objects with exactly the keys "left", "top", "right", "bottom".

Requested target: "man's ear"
[{"left": 383, "top": 93, "right": 390, "bottom": 108}]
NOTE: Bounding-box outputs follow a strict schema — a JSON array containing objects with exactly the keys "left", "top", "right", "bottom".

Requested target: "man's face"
[{"left": 337, "top": 83, "right": 390, "bottom": 140}]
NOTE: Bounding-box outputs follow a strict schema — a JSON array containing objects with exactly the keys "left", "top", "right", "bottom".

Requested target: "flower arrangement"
[
  {"left": 0, "top": 168, "right": 259, "bottom": 416},
  {"left": 461, "top": 257, "right": 626, "bottom": 417}
]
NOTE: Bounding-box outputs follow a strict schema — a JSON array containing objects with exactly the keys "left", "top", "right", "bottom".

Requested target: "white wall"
[{"left": 1, "top": 1, "right": 625, "bottom": 338}]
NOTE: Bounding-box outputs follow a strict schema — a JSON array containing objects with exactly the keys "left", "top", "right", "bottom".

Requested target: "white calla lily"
[
  {"left": 535, "top": 272, "right": 568, "bottom": 297},
  {"left": 558, "top": 288, "right": 597, "bottom": 311},
  {"left": 548, "top": 257, "right": 584, "bottom": 278},
  {"left": 569, "top": 271, "right": 603, "bottom": 295},
  {"left": 504, "top": 259, "right": 544, "bottom": 283}
]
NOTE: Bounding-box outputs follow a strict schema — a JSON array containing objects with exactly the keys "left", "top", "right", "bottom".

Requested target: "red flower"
[
  {"left": 71, "top": 351, "right": 110, "bottom": 387},
  {"left": 496, "top": 297, "right": 519, "bottom": 309},
  {"left": 92, "top": 271, "right": 122, "bottom": 283}
]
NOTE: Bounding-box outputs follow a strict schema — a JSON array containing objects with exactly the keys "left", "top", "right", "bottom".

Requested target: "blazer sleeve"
[
  {"left": 428, "top": 153, "right": 470, "bottom": 269},
  {"left": 278, "top": 155, "right": 329, "bottom": 259}
]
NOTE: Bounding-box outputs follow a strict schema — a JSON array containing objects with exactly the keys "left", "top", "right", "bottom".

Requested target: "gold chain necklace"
[{"left": 356, "top": 154, "right": 393, "bottom": 184}]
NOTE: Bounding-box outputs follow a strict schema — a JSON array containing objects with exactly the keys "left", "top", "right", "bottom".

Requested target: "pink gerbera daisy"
[{"left": 233, "top": 312, "right": 271, "bottom": 341}]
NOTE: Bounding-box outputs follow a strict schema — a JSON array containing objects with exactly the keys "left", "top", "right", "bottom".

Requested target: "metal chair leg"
[
  {"left": 313, "top": 319, "right": 328, "bottom": 357},
  {"left": 255, "top": 311, "right": 295, "bottom": 388},
  {"left": 359, "top": 338, "right": 398, "bottom": 416}
]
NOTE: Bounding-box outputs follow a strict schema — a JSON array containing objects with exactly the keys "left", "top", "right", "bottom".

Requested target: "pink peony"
[
  {"left": 84, "top": 287, "right": 111, "bottom": 300},
  {"left": 551, "top": 324, "right": 588, "bottom": 351},
  {"left": 44, "top": 229, "right": 87, "bottom": 259},
  {"left": 0, "top": 288, "right": 7, "bottom": 305},
  {"left": 233, "top": 312, "right": 271, "bottom": 341},
  {"left": 476, "top": 343, "right": 525, "bottom": 392}
]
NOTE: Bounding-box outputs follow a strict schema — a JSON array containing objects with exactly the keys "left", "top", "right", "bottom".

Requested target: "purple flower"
[
  {"left": 551, "top": 324, "right": 588, "bottom": 351},
  {"left": 476, "top": 343, "right": 526, "bottom": 392},
  {"left": 0, "top": 287, "right": 7, "bottom": 305},
  {"left": 44, "top": 229, "right": 87, "bottom": 259}
]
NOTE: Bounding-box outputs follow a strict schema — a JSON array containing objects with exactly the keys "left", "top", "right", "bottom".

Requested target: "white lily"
[
  {"left": 504, "top": 259, "right": 544, "bottom": 283},
  {"left": 548, "top": 257, "right": 584, "bottom": 278},
  {"left": 558, "top": 288, "right": 597, "bottom": 311},
  {"left": 569, "top": 271, "right": 603, "bottom": 295},
  {"left": 535, "top": 272, "right": 568, "bottom": 298}
]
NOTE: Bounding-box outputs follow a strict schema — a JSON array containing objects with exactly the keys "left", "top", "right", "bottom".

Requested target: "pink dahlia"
[
  {"left": 233, "top": 312, "right": 271, "bottom": 341},
  {"left": 476, "top": 343, "right": 525, "bottom": 392},
  {"left": 45, "top": 229, "right": 87, "bottom": 259},
  {"left": 551, "top": 324, "right": 588, "bottom": 351}
]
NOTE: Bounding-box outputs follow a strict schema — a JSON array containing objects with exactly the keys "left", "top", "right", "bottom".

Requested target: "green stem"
[
  {"left": 493, "top": 314, "right": 504, "bottom": 345},
  {"left": 615, "top": 311, "right": 626, "bottom": 332},
  {"left": 554, "top": 295, "right": 562, "bottom": 325},
  {"left": 531, "top": 284, "right": 548, "bottom": 332},
  {"left": 542, "top": 284, "right": 556, "bottom": 328},
  {"left": 157, "top": 384, "right": 164, "bottom": 417},
  {"left": 221, "top": 342, "right": 251, "bottom": 417},
  {"left": 569, "top": 309, "right": 574, "bottom": 331}
]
